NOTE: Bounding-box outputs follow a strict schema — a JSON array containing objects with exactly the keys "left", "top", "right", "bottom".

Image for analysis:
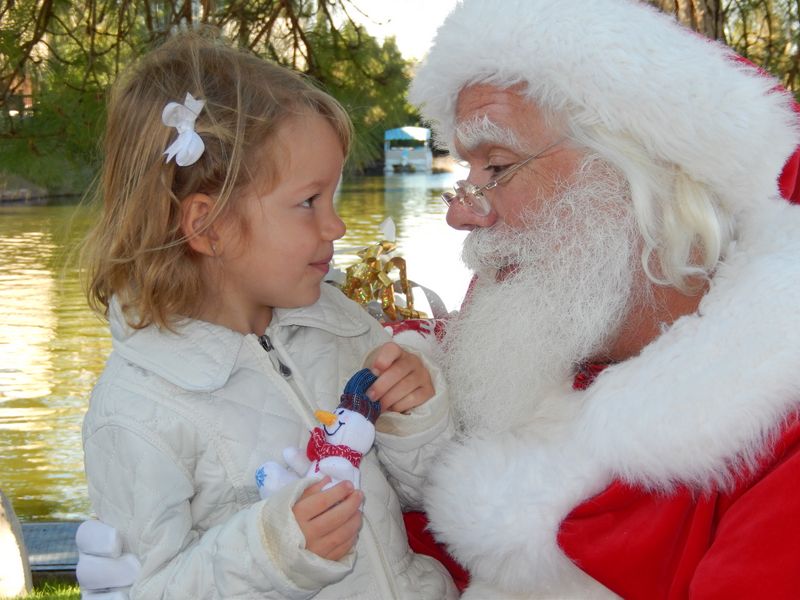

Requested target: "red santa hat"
[{"left": 409, "top": 0, "right": 800, "bottom": 214}]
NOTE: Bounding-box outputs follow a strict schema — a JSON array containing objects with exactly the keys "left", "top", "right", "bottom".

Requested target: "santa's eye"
[{"left": 485, "top": 163, "right": 512, "bottom": 176}]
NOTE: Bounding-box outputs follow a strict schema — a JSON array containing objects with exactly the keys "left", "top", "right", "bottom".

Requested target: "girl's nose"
[
  {"left": 321, "top": 210, "right": 346, "bottom": 241},
  {"left": 446, "top": 198, "right": 498, "bottom": 231}
]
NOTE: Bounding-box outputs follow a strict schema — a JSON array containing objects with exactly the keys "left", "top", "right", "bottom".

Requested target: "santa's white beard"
[{"left": 444, "top": 159, "right": 642, "bottom": 435}]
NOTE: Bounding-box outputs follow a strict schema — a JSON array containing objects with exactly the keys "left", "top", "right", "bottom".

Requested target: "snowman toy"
[{"left": 256, "top": 369, "right": 381, "bottom": 499}]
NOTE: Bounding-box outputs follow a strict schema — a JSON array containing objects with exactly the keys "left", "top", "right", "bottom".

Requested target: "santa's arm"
[{"left": 688, "top": 421, "right": 800, "bottom": 597}]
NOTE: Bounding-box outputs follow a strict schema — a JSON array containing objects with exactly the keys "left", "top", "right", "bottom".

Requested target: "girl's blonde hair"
[{"left": 82, "top": 30, "right": 352, "bottom": 329}]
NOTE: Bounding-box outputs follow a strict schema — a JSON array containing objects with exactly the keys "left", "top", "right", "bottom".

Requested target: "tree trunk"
[{"left": 645, "top": 0, "right": 725, "bottom": 40}]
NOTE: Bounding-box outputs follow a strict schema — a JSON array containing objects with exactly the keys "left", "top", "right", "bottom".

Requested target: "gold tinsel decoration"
[{"left": 341, "top": 239, "right": 426, "bottom": 322}]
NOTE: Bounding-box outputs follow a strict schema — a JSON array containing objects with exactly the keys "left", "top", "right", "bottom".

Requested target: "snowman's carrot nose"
[{"left": 315, "top": 410, "right": 337, "bottom": 427}]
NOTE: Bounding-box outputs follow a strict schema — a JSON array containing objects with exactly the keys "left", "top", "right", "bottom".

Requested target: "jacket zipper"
[
  {"left": 258, "top": 334, "right": 293, "bottom": 378},
  {"left": 363, "top": 513, "right": 400, "bottom": 599},
  {"left": 258, "top": 333, "right": 398, "bottom": 599},
  {"left": 257, "top": 333, "right": 317, "bottom": 429}
]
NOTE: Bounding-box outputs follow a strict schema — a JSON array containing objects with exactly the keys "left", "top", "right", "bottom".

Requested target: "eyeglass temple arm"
[{"left": 485, "top": 138, "right": 566, "bottom": 191}]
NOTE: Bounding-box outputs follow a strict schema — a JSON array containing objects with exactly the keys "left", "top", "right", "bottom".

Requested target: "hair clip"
[{"left": 162, "top": 93, "right": 206, "bottom": 166}]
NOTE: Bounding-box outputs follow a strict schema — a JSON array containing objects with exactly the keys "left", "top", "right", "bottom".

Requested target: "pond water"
[{"left": 0, "top": 172, "right": 471, "bottom": 521}]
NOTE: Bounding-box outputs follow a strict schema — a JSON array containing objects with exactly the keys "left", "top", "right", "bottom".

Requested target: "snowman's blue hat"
[{"left": 338, "top": 368, "right": 381, "bottom": 424}]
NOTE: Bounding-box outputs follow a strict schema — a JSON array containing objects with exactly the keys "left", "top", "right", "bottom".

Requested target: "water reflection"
[
  {"left": 336, "top": 172, "right": 470, "bottom": 313},
  {"left": 0, "top": 172, "right": 470, "bottom": 520},
  {"left": 0, "top": 204, "right": 110, "bottom": 520}
]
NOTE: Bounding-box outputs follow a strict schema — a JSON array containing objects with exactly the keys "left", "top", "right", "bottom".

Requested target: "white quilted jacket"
[{"left": 82, "top": 285, "right": 458, "bottom": 599}]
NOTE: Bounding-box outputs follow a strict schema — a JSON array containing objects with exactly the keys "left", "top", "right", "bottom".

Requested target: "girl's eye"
[{"left": 301, "top": 194, "right": 320, "bottom": 208}]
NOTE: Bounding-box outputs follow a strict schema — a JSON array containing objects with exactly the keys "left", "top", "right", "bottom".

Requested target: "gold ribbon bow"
[{"left": 341, "top": 239, "right": 426, "bottom": 322}]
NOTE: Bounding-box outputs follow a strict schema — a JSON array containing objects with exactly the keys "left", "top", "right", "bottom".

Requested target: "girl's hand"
[
  {"left": 367, "top": 342, "right": 435, "bottom": 413},
  {"left": 292, "top": 477, "right": 363, "bottom": 561}
]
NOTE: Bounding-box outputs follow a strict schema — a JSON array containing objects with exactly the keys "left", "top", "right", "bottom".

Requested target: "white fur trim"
[
  {"left": 581, "top": 204, "right": 800, "bottom": 491},
  {"left": 410, "top": 0, "right": 799, "bottom": 216},
  {"left": 424, "top": 201, "right": 800, "bottom": 595}
]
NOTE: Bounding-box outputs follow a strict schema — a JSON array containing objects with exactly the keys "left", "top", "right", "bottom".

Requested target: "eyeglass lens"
[{"left": 441, "top": 181, "right": 493, "bottom": 217}]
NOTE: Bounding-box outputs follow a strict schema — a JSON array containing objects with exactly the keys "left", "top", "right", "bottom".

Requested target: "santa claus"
[{"left": 408, "top": 0, "right": 800, "bottom": 598}]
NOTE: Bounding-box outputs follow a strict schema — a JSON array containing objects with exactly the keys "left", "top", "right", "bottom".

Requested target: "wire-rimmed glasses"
[{"left": 441, "top": 139, "right": 563, "bottom": 216}]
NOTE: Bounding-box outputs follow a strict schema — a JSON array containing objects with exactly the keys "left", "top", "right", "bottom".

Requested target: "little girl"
[{"left": 80, "top": 31, "right": 457, "bottom": 599}]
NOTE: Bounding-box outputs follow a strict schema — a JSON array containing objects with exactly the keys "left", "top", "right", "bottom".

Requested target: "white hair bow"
[{"left": 162, "top": 93, "right": 206, "bottom": 166}]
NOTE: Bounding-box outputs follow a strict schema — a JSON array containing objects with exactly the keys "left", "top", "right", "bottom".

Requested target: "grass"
[{"left": 11, "top": 582, "right": 80, "bottom": 599}]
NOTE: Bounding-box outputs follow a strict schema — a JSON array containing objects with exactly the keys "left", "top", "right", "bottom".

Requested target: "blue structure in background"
[{"left": 383, "top": 127, "right": 433, "bottom": 174}]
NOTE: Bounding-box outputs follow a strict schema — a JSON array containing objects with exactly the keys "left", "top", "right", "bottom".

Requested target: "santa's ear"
[{"left": 180, "top": 193, "right": 219, "bottom": 257}]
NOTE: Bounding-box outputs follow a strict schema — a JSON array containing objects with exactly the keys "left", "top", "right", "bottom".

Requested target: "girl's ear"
[{"left": 180, "top": 193, "right": 220, "bottom": 257}]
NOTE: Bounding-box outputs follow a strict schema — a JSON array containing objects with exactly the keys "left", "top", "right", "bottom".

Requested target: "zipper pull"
[
  {"left": 258, "top": 334, "right": 293, "bottom": 378},
  {"left": 258, "top": 334, "right": 274, "bottom": 352}
]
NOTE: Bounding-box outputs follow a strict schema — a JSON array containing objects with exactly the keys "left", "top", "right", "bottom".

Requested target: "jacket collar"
[
  {"left": 271, "top": 284, "right": 372, "bottom": 335},
  {"left": 109, "top": 284, "right": 369, "bottom": 392}
]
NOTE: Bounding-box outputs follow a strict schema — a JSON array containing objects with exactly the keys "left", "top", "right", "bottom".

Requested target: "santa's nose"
[{"left": 446, "top": 197, "right": 498, "bottom": 230}]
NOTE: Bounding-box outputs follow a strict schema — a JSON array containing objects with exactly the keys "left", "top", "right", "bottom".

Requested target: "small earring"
[{"left": 211, "top": 243, "right": 218, "bottom": 256}]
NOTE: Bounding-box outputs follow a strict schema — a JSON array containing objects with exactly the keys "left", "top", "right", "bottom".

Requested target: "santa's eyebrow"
[{"left": 454, "top": 115, "right": 525, "bottom": 154}]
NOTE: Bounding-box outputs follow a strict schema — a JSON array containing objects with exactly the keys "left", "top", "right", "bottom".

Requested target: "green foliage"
[
  {"left": 0, "top": 0, "right": 419, "bottom": 194},
  {"left": 10, "top": 581, "right": 80, "bottom": 600},
  {"left": 1, "top": 78, "right": 104, "bottom": 194},
  {"left": 306, "top": 22, "right": 418, "bottom": 174},
  {"left": 724, "top": 0, "right": 800, "bottom": 99}
]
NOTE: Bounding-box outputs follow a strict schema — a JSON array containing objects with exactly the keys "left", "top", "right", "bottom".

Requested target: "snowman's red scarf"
[{"left": 306, "top": 427, "right": 363, "bottom": 470}]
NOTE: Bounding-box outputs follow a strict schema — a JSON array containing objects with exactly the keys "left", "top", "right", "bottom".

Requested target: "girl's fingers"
[
  {"left": 379, "top": 374, "right": 423, "bottom": 411},
  {"left": 384, "top": 387, "right": 432, "bottom": 414},
  {"left": 296, "top": 483, "right": 361, "bottom": 533},
  {"left": 369, "top": 356, "right": 414, "bottom": 401},
  {"left": 325, "top": 532, "right": 360, "bottom": 561},
  {"left": 369, "top": 342, "right": 402, "bottom": 374},
  {"left": 293, "top": 479, "right": 350, "bottom": 521},
  {"left": 303, "top": 491, "right": 363, "bottom": 559}
]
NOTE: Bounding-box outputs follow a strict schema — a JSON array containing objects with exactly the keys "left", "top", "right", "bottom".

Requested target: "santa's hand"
[
  {"left": 367, "top": 342, "right": 434, "bottom": 413},
  {"left": 292, "top": 477, "right": 363, "bottom": 561},
  {"left": 75, "top": 519, "right": 141, "bottom": 599}
]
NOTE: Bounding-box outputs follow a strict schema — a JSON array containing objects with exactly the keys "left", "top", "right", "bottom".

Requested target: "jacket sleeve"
[
  {"left": 370, "top": 342, "right": 455, "bottom": 510},
  {"left": 84, "top": 419, "right": 355, "bottom": 600},
  {"left": 346, "top": 305, "right": 455, "bottom": 509}
]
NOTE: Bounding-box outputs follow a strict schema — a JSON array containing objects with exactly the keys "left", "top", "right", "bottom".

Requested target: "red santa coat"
[
  {"left": 412, "top": 156, "right": 800, "bottom": 597},
  {"left": 409, "top": 401, "right": 800, "bottom": 598},
  {"left": 559, "top": 379, "right": 800, "bottom": 598},
  {"left": 558, "top": 122, "right": 800, "bottom": 599}
]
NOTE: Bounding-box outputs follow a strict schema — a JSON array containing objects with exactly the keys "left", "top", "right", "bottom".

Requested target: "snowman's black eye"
[{"left": 337, "top": 409, "right": 344, "bottom": 415}]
